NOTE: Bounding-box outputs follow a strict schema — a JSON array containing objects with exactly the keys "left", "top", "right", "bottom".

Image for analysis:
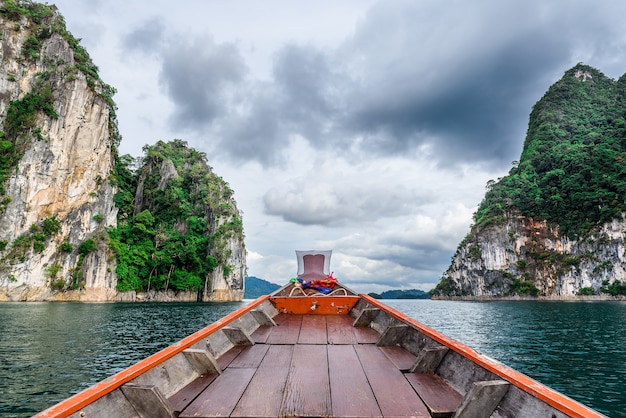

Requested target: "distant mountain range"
[
  {"left": 244, "top": 277, "right": 430, "bottom": 299},
  {"left": 367, "top": 289, "right": 430, "bottom": 299},
  {"left": 244, "top": 277, "right": 281, "bottom": 299}
]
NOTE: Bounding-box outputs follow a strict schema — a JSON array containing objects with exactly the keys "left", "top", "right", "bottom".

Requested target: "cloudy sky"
[{"left": 51, "top": 0, "right": 626, "bottom": 293}]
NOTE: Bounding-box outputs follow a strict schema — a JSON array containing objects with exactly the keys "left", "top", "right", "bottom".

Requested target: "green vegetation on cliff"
[
  {"left": 474, "top": 64, "right": 626, "bottom": 239},
  {"left": 0, "top": 0, "right": 119, "bottom": 204},
  {"left": 109, "top": 140, "right": 244, "bottom": 295},
  {"left": 244, "top": 277, "right": 280, "bottom": 299}
]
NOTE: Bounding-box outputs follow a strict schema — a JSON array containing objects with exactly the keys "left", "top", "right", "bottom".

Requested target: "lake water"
[{"left": 0, "top": 299, "right": 624, "bottom": 417}]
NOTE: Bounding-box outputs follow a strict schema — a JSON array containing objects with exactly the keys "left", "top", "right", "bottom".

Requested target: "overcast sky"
[{"left": 51, "top": 0, "right": 626, "bottom": 293}]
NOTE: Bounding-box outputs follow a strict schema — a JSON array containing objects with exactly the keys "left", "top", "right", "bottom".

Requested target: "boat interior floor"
[{"left": 170, "top": 313, "right": 462, "bottom": 418}]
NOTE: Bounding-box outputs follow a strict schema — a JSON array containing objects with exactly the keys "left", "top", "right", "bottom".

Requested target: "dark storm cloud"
[
  {"left": 159, "top": 36, "right": 247, "bottom": 129},
  {"left": 346, "top": 34, "right": 570, "bottom": 167},
  {"left": 272, "top": 45, "right": 344, "bottom": 138},
  {"left": 122, "top": 17, "right": 166, "bottom": 53},
  {"left": 150, "top": 0, "right": 626, "bottom": 174},
  {"left": 217, "top": 85, "right": 286, "bottom": 166},
  {"left": 213, "top": 44, "right": 346, "bottom": 166}
]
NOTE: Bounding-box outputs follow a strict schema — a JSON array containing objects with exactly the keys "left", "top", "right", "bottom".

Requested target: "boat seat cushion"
[{"left": 298, "top": 254, "right": 327, "bottom": 280}]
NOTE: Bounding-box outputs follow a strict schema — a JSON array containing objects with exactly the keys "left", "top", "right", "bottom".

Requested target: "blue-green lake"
[{"left": 0, "top": 299, "right": 624, "bottom": 417}]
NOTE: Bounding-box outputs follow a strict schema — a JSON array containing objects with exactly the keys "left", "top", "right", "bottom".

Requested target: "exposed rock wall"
[
  {"left": 0, "top": 6, "right": 246, "bottom": 302},
  {"left": 0, "top": 11, "right": 118, "bottom": 301},
  {"left": 438, "top": 214, "right": 626, "bottom": 298}
]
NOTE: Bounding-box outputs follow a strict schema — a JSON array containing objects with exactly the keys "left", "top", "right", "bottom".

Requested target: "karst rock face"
[
  {"left": 0, "top": 4, "right": 246, "bottom": 302},
  {"left": 0, "top": 6, "right": 118, "bottom": 301},
  {"left": 434, "top": 64, "right": 626, "bottom": 299},
  {"left": 437, "top": 215, "right": 626, "bottom": 298}
]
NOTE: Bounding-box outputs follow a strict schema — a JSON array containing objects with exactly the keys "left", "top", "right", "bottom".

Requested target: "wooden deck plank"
[
  {"left": 352, "top": 326, "right": 380, "bottom": 344},
  {"left": 405, "top": 373, "right": 463, "bottom": 418},
  {"left": 168, "top": 374, "right": 218, "bottom": 415},
  {"left": 266, "top": 315, "right": 302, "bottom": 345},
  {"left": 179, "top": 368, "right": 256, "bottom": 417},
  {"left": 250, "top": 325, "right": 273, "bottom": 343},
  {"left": 298, "top": 315, "right": 328, "bottom": 344},
  {"left": 228, "top": 344, "right": 270, "bottom": 368},
  {"left": 328, "top": 345, "right": 382, "bottom": 417},
  {"left": 355, "top": 345, "right": 430, "bottom": 418},
  {"left": 272, "top": 313, "right": 290, "bottom": 325},
  {"left": 280, "top": 344, "right": 331, "bottom": 417},
  {"left": 231, "top": 345, "right": 294, "bottom": 417},
  {"left": 326, "top": 315, "right": 358, "bottom": 344},
  {"left": 379, "top": 345, "right": 417, "bottom": 371},
  {"left": 216, "top": 345, "right": 245, "bottom": 370}
]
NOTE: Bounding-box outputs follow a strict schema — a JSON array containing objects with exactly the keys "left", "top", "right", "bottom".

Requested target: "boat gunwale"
[
  {"left": 34, "top": 295, "right": 270, "bottom": 418},
  {"left": 360, "top": 294, "right": 605, "bottom": 418}
]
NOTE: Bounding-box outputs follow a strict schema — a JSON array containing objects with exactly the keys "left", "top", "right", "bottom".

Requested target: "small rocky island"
[
  {"left": 433, "top": 65, "right": 626, "bottom": 299},
  {"left": 0, "top": 2, "right": 245, "bottom": 301}
]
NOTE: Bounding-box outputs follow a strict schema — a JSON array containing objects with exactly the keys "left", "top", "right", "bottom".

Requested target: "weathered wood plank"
[
  {"left": 454, "top": 380, "right": 510, "bottom": 418},
  {"left": 179, "top": 368, "right": 256, "bottom": 417},
  {"left": 250, "top": 325, "right": 273, "bottom": 343},
  {"left": 298, "top": 315, "right": 328, "bottom": 344},
  {"left": 352, "top": 307, "right": 380, "bottom": 327},
  {"left": 326, "top": 315, "right": 358, "bottom": 344},
  {"left": 410, "top": 345, "right": 449, "bottom": 373},
  {"left": 377, "top": 324, "right": 410, "bottom": 346},
  {"left": 280, "top": 344, "right": 331, "bottom": 417},
  {"left": 405, "top": 373, "right": 463, "bottom": 418},
  {"left": 183, "top": 349, "right": 221, "bottom": 375},
  {"left": 354, "top": 345, "right": 430, "bottom": 417},
  {"left": 352, "top": 325, "right": 380, "bottom": 344},
  {"left": 216, "top": 345, "right": 245, "bottom": 370},
  {"left": 120, "top": 384, "right": 174, "bottom": 418},
  {"left": 228, "top": 344, "right": 270, "bottom": 368},
  {"left": 167, "top": 374, "right": 218, "bottom": 415},
  {"left": 250, "top": 309, "right": 277, "bottom": 326},
  {"left": 272, "top": 313, "right": 290, "bottom": 325},
  {"left": 222, "top": 326, "right": 254, "bottom": 346},
  {"left": 231, "top": 345, "right": 294, "bottom": 417},
  {"left": 266, "top": 315, "right": 302, "bottom": 344},
  {"left": 379, "top": 345, "right": 417, "bottom": 372},
  {"left": 328, "top": 345, "right": 382, "bottom": 417}
]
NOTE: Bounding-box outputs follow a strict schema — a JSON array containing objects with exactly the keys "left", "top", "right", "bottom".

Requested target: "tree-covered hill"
[
  {"left": 244, "top": 276, "right": 280, "bottom": 299},
  {"left": 368, "top": 289, "right": 430, "bottom": 299},
  {"left": 474, "top": 64, "right": 626, "bottom": 239},
  {"left": 108, "top": 140, "right": 245, "bottom": 299},
  {"left": 433, "top": 64, "right": 626, "bottom": 298}
]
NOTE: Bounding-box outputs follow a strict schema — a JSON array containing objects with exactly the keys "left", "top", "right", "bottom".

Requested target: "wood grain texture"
[
  {"left": 328, "top": 345, "right": 382, "bottom": 417},
  {"left": 280, "top": 344, "right": 331, "bottom": 417},
  {"left": 231, "top": 345, "right": 294, "bottom": 417},
  {"left": 355, "top": 344, "right": 430, "bottom": 418},
  {"left": 179, "top": 368, "right": 255, "bottom": 417},
  {"left": 298, "top": 315, "right": 328, "bottom": 344},
  {"left": 167, "top": 374, "right": 217, "bottom": 414},
  {"left": 379, "top": 345, "right": 417, "bottom": 372},
  {"left": 405, "top": 373, "right": 463, "bottom": 418},
  {"left": 352, "top": 325, "right": 380, "bottom": 344},
  {"left": 326, "top": 315, "right": 358, "bottom": 345},
  {"left": 228, "top": 344, "right": 270, "bottom": 368},
  {"left": 266, "top": 315, "right": 302, "bottom": 345}
]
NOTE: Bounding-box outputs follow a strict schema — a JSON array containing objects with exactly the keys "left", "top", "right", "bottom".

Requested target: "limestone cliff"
[
  {"left": 436, "top": 215, "right": 626, "bottom": 297},
  {"left": 434, "top": 64, "right": 626, "bottom": 298},
  {"left": 0, "top": 2, "right": 246, "bottom": 302},
  {"left": 0, "top": 2, "right": 117, "bottom": 301}
]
